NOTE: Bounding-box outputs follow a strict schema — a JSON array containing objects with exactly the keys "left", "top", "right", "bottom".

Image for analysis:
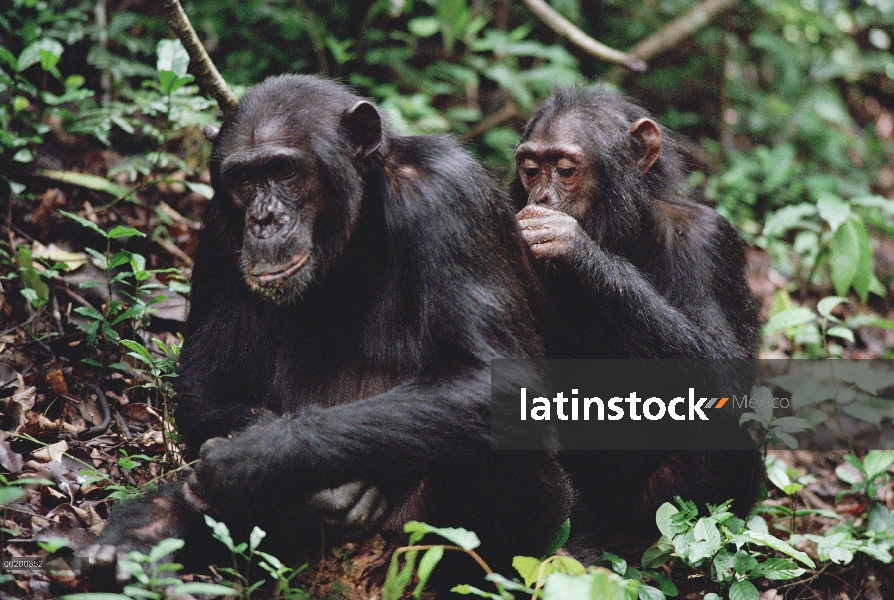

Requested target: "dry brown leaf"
[
  {"left": 0, "top": 432, "right": 23, "bottom": 473},
  {"left": 32, "top": 440, "right": 69, "bottom": 463},
  {"left": 45, "top": 368, "right": 69, "bottom": 396}
]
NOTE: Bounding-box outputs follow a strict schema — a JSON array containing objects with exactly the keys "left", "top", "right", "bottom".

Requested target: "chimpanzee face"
[
  {"left": 220, "top": 125, "right": 324, "bottom": 303},
  {"left": 211, "top": 91, "right": 382, "bottom": 304}
]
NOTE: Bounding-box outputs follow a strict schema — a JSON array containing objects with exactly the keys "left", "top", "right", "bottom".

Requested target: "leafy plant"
[
  {"left": 205, "top": 516, "right": 308, "bottom": 599},
  {"left": 60, "top": 537, "right": 236, "bottom": 600}
]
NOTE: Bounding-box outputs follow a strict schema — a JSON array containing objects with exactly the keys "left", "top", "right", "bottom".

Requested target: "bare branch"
[
  {"left": 460, "top": 101, "right": 519, "bottom": 142},
  {"left": 628, "top": 0, "right": 736, "bottom": 62},
  {"left": 160, "top": 0, "right": 238, "bottom": 113},
  {"left": 520, "top": 0, "right": 647, "bottom": 71}
]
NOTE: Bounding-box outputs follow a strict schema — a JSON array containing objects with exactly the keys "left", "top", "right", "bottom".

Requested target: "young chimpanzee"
[
  {"left": 87, "top": 75, "right": 571, "bottom": 580},
  {"left": 509, "top": 85, "right": 762, "bottom": 557}
]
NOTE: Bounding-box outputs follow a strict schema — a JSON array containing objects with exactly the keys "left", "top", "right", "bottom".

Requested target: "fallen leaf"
[
  {"left": 32, "top": 440, "right": 69, "bottom": 463},
  {"left": 0, "top": 433, "right": 23, "bottom": 473},
  {"left": 32, "top": 242, "right": 87, "bottom": 271},
  {"left": 45, "top": 368, "right": 69, "bottom": 396}
]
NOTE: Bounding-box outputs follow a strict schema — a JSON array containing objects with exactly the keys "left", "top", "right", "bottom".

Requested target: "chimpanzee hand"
[
  {"left": 309, "top": 480, "right": 388, "bottom": 534},
  {"left": 516, "top": 205, "right": 585, "bottom": 260},
  {"left": 184, "top": 437, "right": 387, "bottom": 535}
]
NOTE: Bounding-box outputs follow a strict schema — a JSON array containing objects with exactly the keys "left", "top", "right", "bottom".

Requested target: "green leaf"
[
  {"left": 729, "top": 580, "right": 759, "bottom": 600},
  {"left": 175, "top": 583, "right": 237, "bottom": 596},
  {"left": 121, "top": 340, "right": 154, "bottom": 362},
  {"left": 655, "top": 503, "right": 679, "bottom": 539},
  {"left": 0, "top": 487, "right": 27, "bottom": 506},
  {"left": 641, "top": 546, "right": 671, "bottom": 570},
  {"left": 403, "top": 521, "right": 479, "bottom": 549},
  {"left": 249, "top": 526, "right": 266, "bottom": 551},
  {"left": 148, "top": 538, "right": 184, "bottom": 563},
  {"left": 828, "top": 547, "right": 853, "bottom": 564},
  {"left": 826, "top": 326, "right": 854, "bottom": 342},
  {"left": 863, "top": 450, "right": 894, "bottom": 481},
  {"left": 407, "top": 17, "right": 441, "bottom": 37},
  {"left": 743, "top": 531, "right": 815, "bottom": 568},
  {"left": 638, "top": 584, "right": 665, "bottom": 600},
  {"left": 816, "top": 296, "right": 848, "bottom": 319},
  {"left": 38, "top": 170, "right": 131, "bottom": 199},
  {"left": 830, "top": 219, "right": 872, "bottom": 301},
  {"left": 18, "top": 39, "right": 63, "bottom": 72},
  {"left": 693, "top": 518, "right": 721, "bottom": 547},
  {"left": 543, "top": 519, "right": 570, "bottom": 557},
  {"left": 764, "top": 307, "right": 816, "bottom": 334},
  {"left": 751, "top": 557, "right": 805, "bottom": 580},
  {"left": 157, "top": 39, "right": 191, "bottom": 78},
  {"left": 412, "top": 546, "right": 443, "bottom": 597},
  {"left": 513, "top": 556, "right": 543, "bottom": 587},
  {"left": 383, "top": 550, "right": 417, "bottom": 600},
  {"left": 107, "top": 226, "right": 146, "bottom": 239},
  {"left": 59, "top": 210, "right": 108, "bottom": 237},
  {"left": 816, "top": 192, "right": 851, "bottom": 232}
]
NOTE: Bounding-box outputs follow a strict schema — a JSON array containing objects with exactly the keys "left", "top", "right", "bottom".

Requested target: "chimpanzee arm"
[
  {"left": 518, "top": 204, "right": 739, "bottom": 358},
  {"left": 568, "top": 233, "right": 723, "bottom": 358}
]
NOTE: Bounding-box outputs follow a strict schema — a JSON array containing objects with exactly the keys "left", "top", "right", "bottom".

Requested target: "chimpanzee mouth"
[{"left": 250, "top": 252, "right": 311, "bottom": 284}]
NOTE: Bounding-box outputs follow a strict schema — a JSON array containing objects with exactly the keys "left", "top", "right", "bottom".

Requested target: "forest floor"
[{"left": 0, "top": 143, "right": 893, "bottom": 599}]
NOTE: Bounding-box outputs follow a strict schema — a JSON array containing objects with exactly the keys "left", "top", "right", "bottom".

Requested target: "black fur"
[
  {"left": 511, "top": 85, "right": 763, "bottom": 557},
  {"left": 92, "top": 75, "right": 571, "bottom": 578}
]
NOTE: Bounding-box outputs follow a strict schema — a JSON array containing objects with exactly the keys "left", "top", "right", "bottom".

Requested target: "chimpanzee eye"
[
  {"left": 557, "top": 167, "right": 575, "bottom": 178},
  {"left": 523, "top": 168, "right": 539, "bottom": 178}
]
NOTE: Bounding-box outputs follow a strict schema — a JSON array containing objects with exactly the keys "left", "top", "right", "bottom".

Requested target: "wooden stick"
[
  {"left": 520, "top": 0, "right": 647, "bottom": 71},
  {"left": 160, "top": 0, "right": 238, "bottom": 113}
]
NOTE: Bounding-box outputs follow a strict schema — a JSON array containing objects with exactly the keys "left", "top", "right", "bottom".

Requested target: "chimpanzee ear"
[
  {"left": 342, "top": 101, "right": 383, "bottom": 159},
  {"left": 203, "top": 125, "right": 220, "bottom": 143},
  {"left": 628, "top": 118, "right": 662, "bottom": 173}
]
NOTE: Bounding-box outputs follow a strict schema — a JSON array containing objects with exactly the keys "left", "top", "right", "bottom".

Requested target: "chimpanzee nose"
[
  {"left": 247, "top": 202, "right": 289, "bottom": 238},
  {"left": 530, "top": 188, "right": 551, "bottom": 206}
]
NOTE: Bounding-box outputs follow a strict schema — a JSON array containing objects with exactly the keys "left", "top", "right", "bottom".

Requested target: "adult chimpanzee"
[
  {"left": 88, "top": 75, "right": 571, "bottom": 579},
  {"left": 509, "top": 85, "right": 762, "bottom": 558}
]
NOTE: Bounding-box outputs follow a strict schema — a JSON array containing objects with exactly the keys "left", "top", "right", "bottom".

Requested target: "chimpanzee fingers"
[
  {"left": 85, "top": 543, "right": 139, "bottom": 584},
  {"left": 309, "top": 481, "right": 387, "bottom": 531},
  {"left": 517, "top": 216, "right": 555, "bottom": 231},
  {"left": 520, "top": 227, "right": 559, "bottom": 246},
  {"left": 309, "top": 480, "right": 366, "bottom": 514},
  {"left": 517, "top": 204, "right": 560, "bottom": 220}
]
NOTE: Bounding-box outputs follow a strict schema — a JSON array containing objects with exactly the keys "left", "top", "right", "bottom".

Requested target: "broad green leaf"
[
  {"left": 816, "top": 296, "right": 848, "bottom": 319},
  {"left": 176, "top": 583, "right": 237, "bottom": 596},
  {"left": 828, "top": 547, "right": 853, "bottom": 564},
  {"left": 59, "top": 210, "right": 107, "bottom": 237},
  {"left": 543, "top": 518, "right": 570, "bottom": 557},
  {"left": 513, "top": 556, "right": 542, "bottom": 587},
  {"left": 830, "top": 219, "right": 872, "bottom": 301},
  {"left": 148, "top": 538, "right": 184, "bottom": 563},
  {"left": 108, "top": 226, "right": 146, "bottom": 239},
  {"left": 38, "top": 170, "right": 131, "bottom": 198},
  {"left": 407, "top": 17, "right": 441, "bottom": 37},
  {"left": 816, "top": 192, "right": 851, "bottom": 232},
  {"left": 18, "top": 39, "right": 63, "bottom": 72},
  {"left": 655, "top": 503, "right": 678, "bottom": 539},
  {"left": 249, "top": 526, "right": 266, "bottom": 551},
  {"left": 764, "top": 307, "right": 815, "bottom": 334},
  {"left": 157, "top": 39, "right": 190, "bottom": 77},
  {"left": 826, "top": 326, "right": 855, "bottom": 342},
  {"left": 0, "top": 487, "right": 27, "bottom": 506},
  {"left": 403, "top": 521, "right": 479, "bottom": 549},
  {"left": 641, "top": 546, "right": 671, "bottom": 569},
  {"left": 637, "top": 584, "right": 665, "bottom": 600},
  {"left": 729, "top": 579, "right": 759, "bottom": 600},
  {"left": 751, "top": 557, "right": 805, "bottom": 580},
  {"left": 693, "top": 518, "right": 721, "bottom": 547},
  {"left": 383, "top": 550, "right": 417, "bottom": 600},
  {"left": 413, "top": 546, "right": 444, "bottom": 597},
  {"left": 744, "top": 531, "right": 815, "bottom": 567},
  {"left": 863, "top": 450, "right": 894, "bottom": 480}
]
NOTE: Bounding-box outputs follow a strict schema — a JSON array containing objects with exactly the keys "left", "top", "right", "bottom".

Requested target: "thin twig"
[
  {"left": 160, "top": 0, "right": 238, "bottom": 113},
  {"left": 460, "top": 101, "right": 519, "bottom": 142},
  {"left": 520, "top": 0, "right": 646, "bottom": 71},
  {"left": 627, "top": 0, "right": 736, "bottom": 62}
]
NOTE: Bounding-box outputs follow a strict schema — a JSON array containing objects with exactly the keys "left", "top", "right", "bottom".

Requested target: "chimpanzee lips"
[{"left": 250, "top": 252, "right": 311, "bottom": 284}]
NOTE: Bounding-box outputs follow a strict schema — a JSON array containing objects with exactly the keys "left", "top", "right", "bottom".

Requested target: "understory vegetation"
[{"left": 0, "top": 0, "right": 893, "bottom": 598}]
